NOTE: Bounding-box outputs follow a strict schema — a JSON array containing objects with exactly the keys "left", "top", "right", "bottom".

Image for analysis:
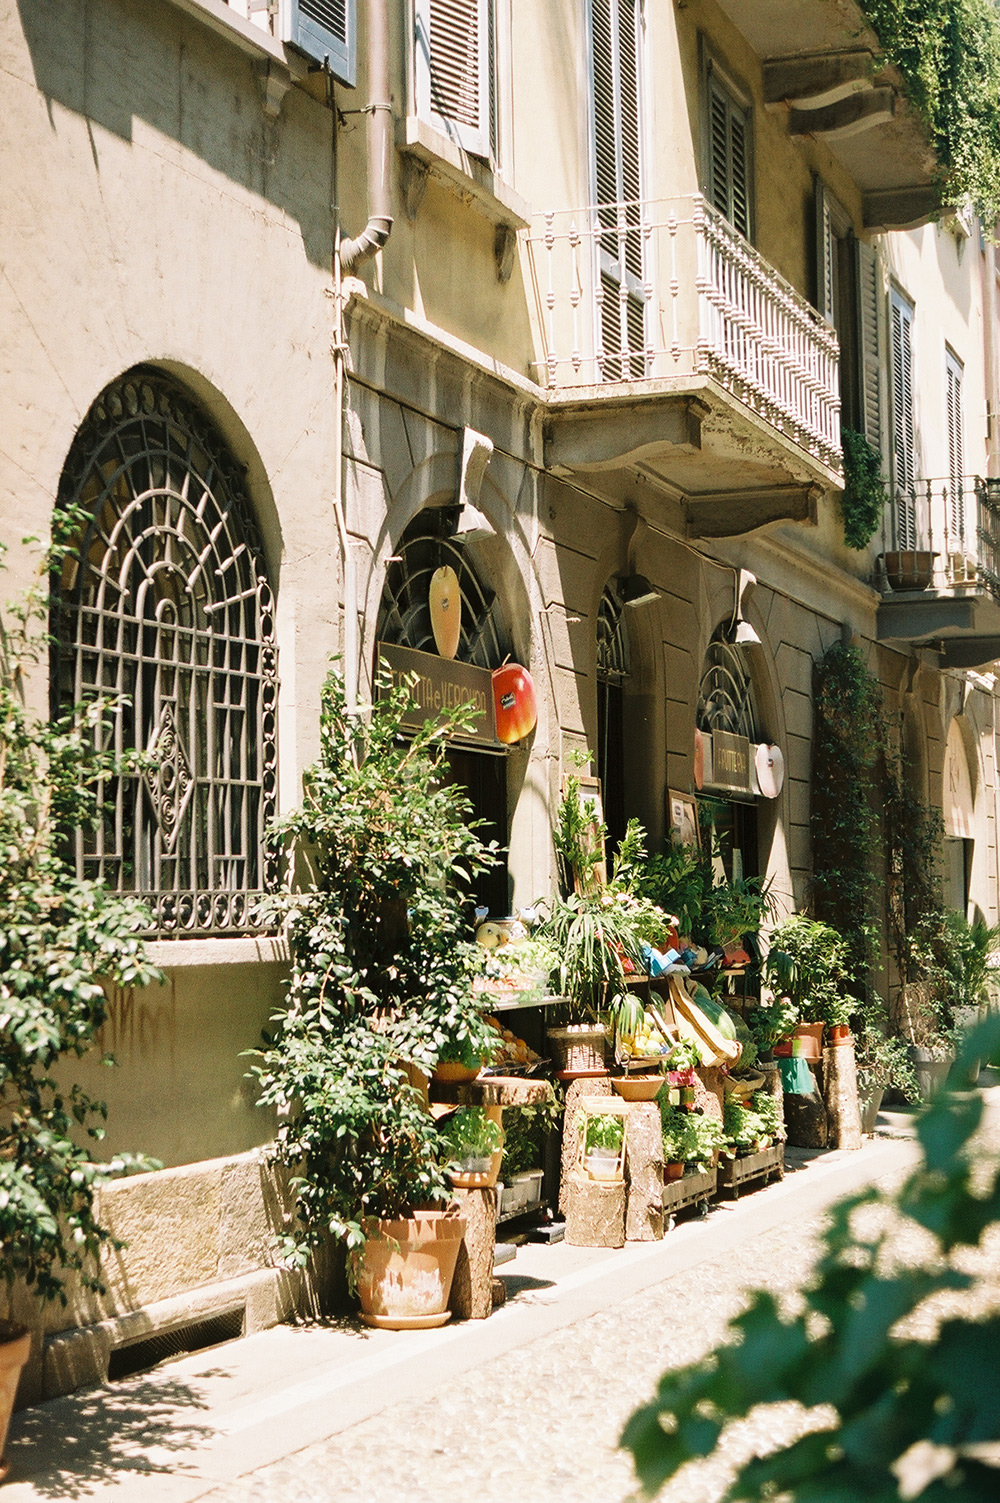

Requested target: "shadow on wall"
[{"left": 16, "top": 0, "right": 334, "bottom": 268}]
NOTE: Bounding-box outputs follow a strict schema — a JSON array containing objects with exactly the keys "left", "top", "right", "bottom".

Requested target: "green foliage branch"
[
  {"left": 0, "top": 535, "right": 161, "bottom": 1319},
  {"left": 840, "top": 428, "right": 888, "bottom": 551},
  {"left": 860, "top": 0, "right": 1000, "bottom": 223},
  {"left": 623, "top": 1016, "right": 1000, "bottom": 1500},
  {"left": 249, "top": 667, "right": 500, "bottom": 1258}
]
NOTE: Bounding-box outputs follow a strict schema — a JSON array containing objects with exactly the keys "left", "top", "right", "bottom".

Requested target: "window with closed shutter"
[
  {"left": 415, "top": 0, "right": 492, "bottom": 160},
  {"left": 590, "top": 0, "right": 646, "bottom": 380},
  {"left": 857, "top": 240, "right": 886, "bottom": 456},
  {"left": 705, "top": 70, "right": 751, "bottom": 241},
  {"left": 946, "top": 348, "right": 966, "bottom": 544},
  {"left": 890, "top": 287, "right": 917, "bottom": 548}
]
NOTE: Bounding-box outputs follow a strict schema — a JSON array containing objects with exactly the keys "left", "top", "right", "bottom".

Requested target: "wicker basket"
[{"left": 547, "top": 1024, "right": 607, "bottom": 1074}]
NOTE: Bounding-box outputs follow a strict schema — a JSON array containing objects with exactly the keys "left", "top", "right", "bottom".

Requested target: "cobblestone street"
[
  {"left": 199, "top": 1189, "right": 836, "bottom": 1503},
  {"left": 14, "top": 1120, "right": 986, "bottom": 1503}
]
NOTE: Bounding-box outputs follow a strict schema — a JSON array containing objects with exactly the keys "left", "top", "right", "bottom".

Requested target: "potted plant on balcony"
[
  {"left": 250, "top": 667, "right": 499, "bottom": 1329},
  {"left": 1, "top": 548, "right": 161, "bottom": 1471}
]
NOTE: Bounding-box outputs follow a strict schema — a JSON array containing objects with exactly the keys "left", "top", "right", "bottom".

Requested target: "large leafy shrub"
[
  {"left": 1, "top": 545, "right": 159, "bottom": 1315},
  {"left": 249, "top": 667, "right": 498, "bottom": 1257}
]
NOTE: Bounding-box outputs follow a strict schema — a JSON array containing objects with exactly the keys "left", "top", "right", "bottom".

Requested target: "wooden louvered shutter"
[
  {"left": 416, "top": 0, "right": 490, "bottom": 158},
  {"left": 946, "top": 350, "right": 965, "bottom": 542},
  {"left": 706, "top": 73, "right": 751, "bottom": 241},
  {"left": 856, "top": 240, "right": 886, "bottom": 457},
  {"left": 890, "top": 287, "right": 917, "bottom": 547},
  {"left": 815, "top": 179, "right": 834, "bottom": 324},
  {"left": 591, "top": 0, "right": 645, "bottom": 380}
]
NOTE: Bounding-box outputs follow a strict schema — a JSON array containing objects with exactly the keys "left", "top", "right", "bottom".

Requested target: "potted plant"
[
  {"left": 723, "top": 1092, "right": 782, "bottom": 1158},
  {"left": 537, "top": 891, "right": 644, "bottom": 1074},
  {"left": 1, "top": 547, "right": 160, "bottom": 1464},
  {"left": 678, "top": 1111, "right": 728, "bottom": 1173},
  {"left": 250, "top": 667, "right": 499, "bottom": 1329},
  {"left": 659, "top": 1108, "right": 687, "bottom": 1179},
  {"left": 764, "top": 916, "right": 857, "bottom": 1060},
  {"left": 438, "top": 1107, "right": 504, "bottom": 1188},
  {"left": 581, "top": 1112, "right": 625, "bottom": 1180},
  {"left": 853, "top": 1030, "right": 918, "bottom": 1131}
]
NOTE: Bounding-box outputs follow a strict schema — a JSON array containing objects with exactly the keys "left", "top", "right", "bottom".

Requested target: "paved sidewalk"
[{"left": 3, "top": 1126, "right": 925, "bottom": 1503}]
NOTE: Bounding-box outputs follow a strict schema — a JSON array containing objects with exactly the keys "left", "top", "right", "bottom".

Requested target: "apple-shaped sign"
[{"left": 492, "top": 663, "right": 537, "bottom": 744}]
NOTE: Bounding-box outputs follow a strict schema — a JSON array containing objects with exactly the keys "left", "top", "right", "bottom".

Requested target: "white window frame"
[
  {"left": 946, "top": 346, "right": 966, "bottom": 546},
  {"left": 890, "top": 284, "right": 918, "bottom": 547}
]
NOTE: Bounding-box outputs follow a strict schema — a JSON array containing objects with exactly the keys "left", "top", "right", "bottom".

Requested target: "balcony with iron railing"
[
  {"left": 527, "top": 195, "right": 841, "bottom": 536},
  {"left": 877, "top": 478, "right": 1000, "bottom": 668}
]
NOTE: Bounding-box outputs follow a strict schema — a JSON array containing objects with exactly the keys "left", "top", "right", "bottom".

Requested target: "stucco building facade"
[{"left": 4, "top": 0, "right": 1000, "bottom": 1399}]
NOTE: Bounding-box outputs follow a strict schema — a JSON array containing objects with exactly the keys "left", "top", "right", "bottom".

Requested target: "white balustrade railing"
[{"left": 526, "top": 194, "right": 841, "bottom": 471}]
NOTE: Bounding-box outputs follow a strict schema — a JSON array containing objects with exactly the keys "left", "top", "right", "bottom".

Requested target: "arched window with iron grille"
[
  {"left": 597, "top": 582, "right": 629, "bottom": 852},
  {"left": 51, "top": 370, "right": 277, "bottom": 937},
  {"left": 696, "top": 625, "right": 758, "bottom": 881}
]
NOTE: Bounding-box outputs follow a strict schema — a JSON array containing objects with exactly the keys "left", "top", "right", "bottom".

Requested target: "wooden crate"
[
  {"left": 662, "top": 1166, "right": 717, "bottom": 1227},
  {"left": 717, "top": 1143, "right": 784, "bottom": 1198}
]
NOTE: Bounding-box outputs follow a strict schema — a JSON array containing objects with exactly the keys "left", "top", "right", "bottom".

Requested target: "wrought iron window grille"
[{"left": 52, "top": 371, "right": 278, "bottom": 938}]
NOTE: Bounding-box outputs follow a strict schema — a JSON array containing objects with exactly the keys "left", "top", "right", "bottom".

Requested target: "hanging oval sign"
[
  {"left": 429, "top": 564, "right": 461, "bottom": 659},
  {"left": 492, "top": 663, "right": 537, "bottom": 744},
  {"left": 754, "top": 742, "right": 785, "bottom": 799},
  {"left": 694, "top": 728, "right": 705, "bottom": 791}
]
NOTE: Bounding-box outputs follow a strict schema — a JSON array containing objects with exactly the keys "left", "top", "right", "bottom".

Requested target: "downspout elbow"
[{"left": 341, "top": 208, "right": 393, "bottom": 271}]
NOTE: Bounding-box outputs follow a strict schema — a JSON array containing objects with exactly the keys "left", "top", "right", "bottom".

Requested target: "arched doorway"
[{"left": 376, "top": 511, "right": 512, "bottom": 915}]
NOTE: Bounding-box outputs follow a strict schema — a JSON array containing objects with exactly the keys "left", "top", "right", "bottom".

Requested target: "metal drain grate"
[{"left": 108, "top": 1307, "right": 245, "bottom": 1382}]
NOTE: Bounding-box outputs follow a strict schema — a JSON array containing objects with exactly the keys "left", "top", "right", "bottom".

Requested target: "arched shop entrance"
[
  {"left": 376, "top": 510, "right": 513, "bottom": 917},
  {"left": 597, "top": 583, "right": 629, "bottom": 854},
  {"left": 695, "top": 626, "right": 763, "bottom": 885}
]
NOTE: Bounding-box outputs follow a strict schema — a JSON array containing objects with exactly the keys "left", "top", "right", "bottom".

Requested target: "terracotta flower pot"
[
  {"left": 664, "top": 1160, "right": 684, "bottom": 1181},
  {"left": 828, "top": 1025, "right": 852, "bottom": 1046},
  {"left": 433, "top": 1060, "right": 483, "bottom": 1084},
  {"left": 354, "top": 1209, "right": 467, "bottom": 1329},
  {"left": 446, "top": 1144, "right": 503, "bottom": 1188},
  {"left": 0, "top": 1325, "right": 31, "bottom": 1482},
  {"left": 789, "top": 1022, "right": 824, "bottom": 1062},
  {"left": 884, "top": 550, "right": 935, "bottom": 591}
]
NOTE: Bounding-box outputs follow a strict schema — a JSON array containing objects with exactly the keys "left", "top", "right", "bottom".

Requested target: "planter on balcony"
[{"left": 884, "top": 550, "right": 936, "bottom": 591}]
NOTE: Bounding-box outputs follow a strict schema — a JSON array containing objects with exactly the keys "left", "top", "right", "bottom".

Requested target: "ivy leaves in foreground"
[
  {"left": 1, "top": 550, "right": 161, "bottom": 1311},
  {"left": 621, "top": 1018, "right": 1000, "bottom": 1499}
]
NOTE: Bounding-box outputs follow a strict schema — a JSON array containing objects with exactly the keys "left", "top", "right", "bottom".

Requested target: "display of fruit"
[
  {"left": 619, "top": 1007, "right": 673, "bottom": 1058},
  {"left": 481, "top": 1014, "right": 540, "bottom": 1068}
]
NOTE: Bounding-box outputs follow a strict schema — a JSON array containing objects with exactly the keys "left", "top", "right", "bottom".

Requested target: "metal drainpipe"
[
  {"left": 330, "top": 0, "right": 394, "bottom": 715},
  {"left": 341, "top": 0, "right": 394, "bottom": 271}
]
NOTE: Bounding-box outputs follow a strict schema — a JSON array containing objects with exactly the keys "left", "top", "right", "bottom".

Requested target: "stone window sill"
[{"left": 400, "top": 117, "right": 530, "bottom": 230}]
